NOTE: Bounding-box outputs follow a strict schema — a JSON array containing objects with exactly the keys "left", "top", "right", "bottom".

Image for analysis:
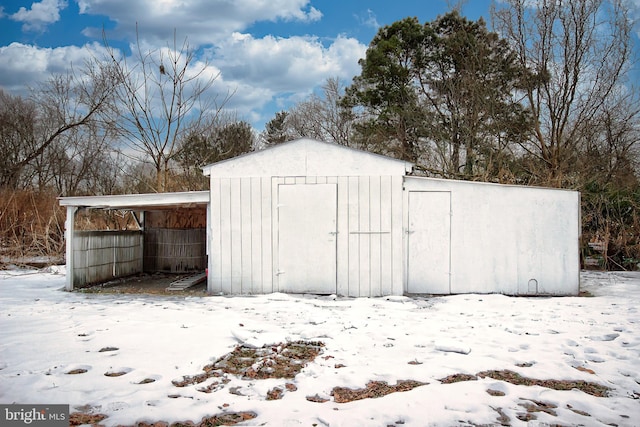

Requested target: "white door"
[
  {"left": 407, "top": 191, "right": 451, "bottom": 294},
  {"left": 278, "top": 184, "right": 337, "bottom": 294}
]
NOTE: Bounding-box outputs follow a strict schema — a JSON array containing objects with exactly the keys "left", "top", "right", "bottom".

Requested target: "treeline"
[
  {"left": 1, "top": 1, "right": 638, "bottom": 269},
  {"left": 262, "top": 4, "right": 640, "bottom": 270}
]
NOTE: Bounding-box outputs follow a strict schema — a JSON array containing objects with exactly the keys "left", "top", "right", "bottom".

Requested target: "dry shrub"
[
  {"left": 0, "top": 189, "right": 65, "bottom": 263},
  {"left": 581, "top": 184, "right": 640, "bottom": 271}
]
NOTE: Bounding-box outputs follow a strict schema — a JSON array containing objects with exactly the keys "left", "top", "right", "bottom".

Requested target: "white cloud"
[
  {"left": 10, "top": 0, "right": 67, "bottom": 32},
  {"left": 358, "top": 9, "right": 379, "bottom": 29},
  {"left": 213, "top": 32, "right": 365, "bottom": 93},
  {"left": 199, "top": 32, "right": 365, "bottom": 124},
  {"left": 0, "top": 42, "right": 106, "bottom": 93},
  {"left": 167, "top": 31, "right": 366, "bottom": 126},
  {"left": 0, "top": 0, "right": 368, "bottom": 129},
  {"left": 77, "top": 0, "right": 322, "bottom": 47}
]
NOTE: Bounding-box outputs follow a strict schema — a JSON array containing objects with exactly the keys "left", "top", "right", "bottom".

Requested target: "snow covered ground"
[{"left": 0, "top": 267, "right": 638, "bottom": 426}]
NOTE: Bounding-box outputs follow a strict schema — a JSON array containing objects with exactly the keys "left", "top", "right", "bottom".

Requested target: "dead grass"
[
  {"left": 516, "top": 398, "right": 558, "bottom": 422},
  {"left": 476, "top": 370, "right": 610, "bottom": 397},
  {"left": 331, "top": 380, "right": 427, "bottom": 403},
  {"left": 69, "top": 411, "right": 257, "bottom": 427},
  {"left": 266, "top": 387, "right": 284, "bottom": 400},
  {"left": 172, "top": 340, "right": 324, "bottom": 400},
  {"left": 204, "top": 340, "right": 325, "bottom": 380},
  {"left": 69, "top": 412, "right": 107, "bottom": 426},
  {"left": 438, "top": 373, "right": 477, "bottom": 384}
]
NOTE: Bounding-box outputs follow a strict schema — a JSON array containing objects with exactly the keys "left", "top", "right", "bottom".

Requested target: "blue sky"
[
  {"left": 0, "top": 0, "right": 497, "bottom": 130},
  {"left": 5, "top": 0, "right": 637, "bottom": 133}
]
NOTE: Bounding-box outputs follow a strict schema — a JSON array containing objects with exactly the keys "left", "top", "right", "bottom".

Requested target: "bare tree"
[
  {"left": 104, "top": 28, "right": 231, "bottom": 192},
  {"left": 30, "top": 122, "right": 121, "bottom": 196},
  {"left": 493, "top": 0, "right": 633, "bottom": 186},
  {"left": 579, "top": 88, "right": 640, "bottom": 188},
  {"left": 0, "top": 60, "right": 117, "bottom": 191},
  {"left": 286, "top": 77, "right": 353, "bottom": 145}
]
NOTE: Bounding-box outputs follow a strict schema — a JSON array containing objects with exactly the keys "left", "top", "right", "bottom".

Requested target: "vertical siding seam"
[
  {"left": 345, "top": 176, "right": 350, "bottom": 296},
  {"left": 367, "top": 175, "right": 371, "bottom": 296},
  {"left": 257, "top": 177, "right": 262, "bottom": 294},
  {"left": 217, "top": 179, "right": 222, "bottom": 291},
  {"left": 240, "top": 179, "right": 244, "bottom": 294},
  {"left": 227, "top": 179, "right": 232, "bottom": 293},
  {"left": 247, "top": 178, "right": 251, "bottom": 293}
]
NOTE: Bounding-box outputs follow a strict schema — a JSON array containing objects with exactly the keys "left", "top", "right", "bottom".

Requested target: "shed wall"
[
  {"left": 404, "top": 177, "right": 580, "bottom": 295},
  {"left": 208, "top": 175, "right": 404, "bottom": 296}
]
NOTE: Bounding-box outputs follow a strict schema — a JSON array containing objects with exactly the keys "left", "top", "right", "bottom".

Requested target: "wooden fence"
[
  {"left": 72, "top": 230, "right": 143, "bottom": 285},
  {"left": 143, "top": 228, "right": 206, "bottom": 273}
]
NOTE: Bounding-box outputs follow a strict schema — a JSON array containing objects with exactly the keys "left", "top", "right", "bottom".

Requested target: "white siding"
[
  {"left": 208, "top": 175, "right": 404, "bottom": 296},
  {"left": 203, "top": 139, "right": 411, "bottom": 178},
  {"left": 404, "top": 177, "right": 580, "bottom": 295}
]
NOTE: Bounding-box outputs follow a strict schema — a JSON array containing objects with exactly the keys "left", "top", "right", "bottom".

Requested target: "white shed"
[
  {"left": 59, "top": 138, "right": 580, "bottom": 296},
  {"left": 202, "top": 138, "right": 411, "bottom": 297},
  {"left": 202, "top": 138, "right": 581, "bottom": 297}
]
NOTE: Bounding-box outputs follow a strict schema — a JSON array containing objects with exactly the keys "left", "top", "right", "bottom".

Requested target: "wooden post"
[{"left": 65, "top": 206, "right": 77, "bottom": 291}]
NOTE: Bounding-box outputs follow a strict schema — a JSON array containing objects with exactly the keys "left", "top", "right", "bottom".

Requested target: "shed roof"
[
  {"left": 58, "top": 191, "right": 209, "bottom": 210},
  {"left": 202, "top": 138, "right": 413, "bottom": 177}
]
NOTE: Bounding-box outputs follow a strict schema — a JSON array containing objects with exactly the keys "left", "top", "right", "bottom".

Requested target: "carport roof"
[{"left": 58, "top": 191, "right": 209, "bottom": 210}]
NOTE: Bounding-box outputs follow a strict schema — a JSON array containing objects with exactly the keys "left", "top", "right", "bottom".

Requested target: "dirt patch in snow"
[
  {"left": 69, "top": 411, "right": 257, "bottom": 427},
  {"left": 69, "top": 412, "right": 107, "bottom": 426},
  {"left": 76, "top": 272, "right": 207, "bottom": 296},
  {"left": 331, "top": 380, "right": 427, "bottom": 403},
  {"left": 516, "top": 398, "right": 558, "bottom": 422},
  {"left": 209, "top": 341, "right": 324, "bottom": 380},
  {"left": 476, "top": 369, "right": 611, "bottom": 397},
  {"left": 437, "top": 369, "right": 609, "bottom": 397},
  {"left": 438, "top": 373, "right": 477, "bottom": 384},
  {"left": 173, "top": 341, "right": 325, "bottom": 388}
]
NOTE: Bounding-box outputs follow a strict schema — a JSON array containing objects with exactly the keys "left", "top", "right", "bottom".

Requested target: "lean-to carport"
[{"left": 59, "top": 191, "right": 209, "bottom": 291}]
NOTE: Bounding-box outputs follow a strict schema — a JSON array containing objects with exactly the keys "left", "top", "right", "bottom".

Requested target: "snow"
[{"left": 0, "top": 268, "right": 639, "bottom": 426}]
